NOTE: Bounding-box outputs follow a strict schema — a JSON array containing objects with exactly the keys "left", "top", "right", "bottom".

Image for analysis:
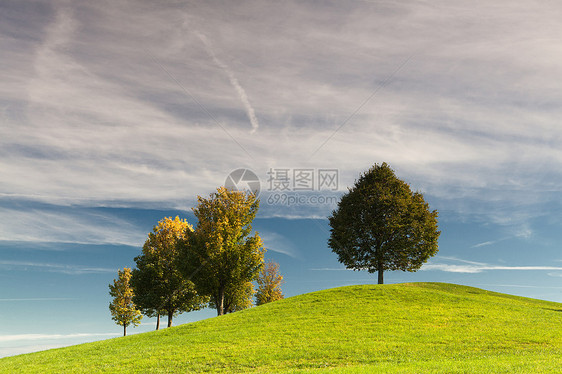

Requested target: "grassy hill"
[{"left": 1, "top": 282, "right": 561, "bottom": 373}]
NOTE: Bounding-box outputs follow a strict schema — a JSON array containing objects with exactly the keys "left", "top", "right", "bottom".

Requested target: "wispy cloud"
[
  {"left": 0, "top": 298, "right": 75, "bottom": 302},
  {"left": 478, "top": 283, "right": 562, "bottom": 289},
  {"left": 0, "top": 260, "right": 115, "bottom": 275},
  {"left": 259, "top": 230, "right": 300, "bottom": 259},
  {"left": 0, "top": 333, "right": 119, "bottom": 358},
  {"left": 0, "top": 333, "right": 118, "bottom": 343},
  {"left": 0, "top": 344, "right": 66, "bottom": 358},
  {"left": 0, "top": 205, "right": 146, "bottom": 246},
  {"left": 471, "top": 230, "right": 533, "bottom": 248},
  {"left": 194, "top": 30, "right": 260, "bottom": 134},
  {"left": 423, "top": 256, "right": 562, "bottom": 274},
  {"left": 310, "top": 267, "right": 350, "bottom": 271},
  {"left": 2, "top": 0, "right": 562, "bottom": 227},
  {"left": 472, "top": 240, "right": 497, "bottom": 248},
  {"left": 310, "top": 258, "right": 562, "bottom": 275}
]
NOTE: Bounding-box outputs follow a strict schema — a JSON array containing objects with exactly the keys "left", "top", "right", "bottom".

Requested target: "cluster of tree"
[
  {"left": 110, "top": 163, "right": 440, "bottom": 335},
  {"left": 109, "top": 187, "right": 284, "bottom": 335}
]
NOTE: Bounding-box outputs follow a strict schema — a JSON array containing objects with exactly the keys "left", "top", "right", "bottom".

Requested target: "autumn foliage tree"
[
  {"left": 178, "top": 187, "right": 265, "bottom": 316},
  {"left": 131, "top": 216, "right": 208, "bottom": 329},
  {"left": 255, "top": 261, "right": 284, "bottom": 305},
  {"left": 329, "top": 163, "right": 440, "bottom": 284},
  {"left": 109, "top": 267, "right": 142, "bottom": 336}
]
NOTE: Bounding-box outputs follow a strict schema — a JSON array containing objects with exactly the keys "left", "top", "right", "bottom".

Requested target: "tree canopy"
[
  {"left": 255, "top": 261, "right": 284, "bottom": 306},
  {"left": 328, "top": 163, "right": 440, "bottom": 284},
  {"left": 109, "top": 267, "right": 142, "bottom": 336},
  {"left": 131, "top": 216, "right": 208, "bottom": 328},
  {"left": 178, "top": 187, "right": 265, "bottom": 316}
]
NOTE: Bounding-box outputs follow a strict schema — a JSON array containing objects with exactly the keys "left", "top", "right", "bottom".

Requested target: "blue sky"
[{"left": 2, "top": 0, "right": 562, "bottom": 357}]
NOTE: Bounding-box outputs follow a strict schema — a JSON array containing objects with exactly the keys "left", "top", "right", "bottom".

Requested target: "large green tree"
[
  {"left": 131, "top": 216, "right": 208, "bottom": 328},
  {"left": 178, "top": 187, "right": 265, "bottom": 316},
  {"left": 109, "top": 267, "right": 142, "bottom": 336},
  {"left": 328, "top": 163, "right": 440, "bottom": 284}
]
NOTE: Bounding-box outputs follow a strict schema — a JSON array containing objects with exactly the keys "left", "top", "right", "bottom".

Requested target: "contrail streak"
[{"left": 196, "top": 31, "right": 259, "bottom": 133}]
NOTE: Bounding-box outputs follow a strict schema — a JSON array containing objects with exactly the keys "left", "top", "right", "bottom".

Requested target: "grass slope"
[{"left": 2, "top": 283, "right": 561, "bottom": 373}]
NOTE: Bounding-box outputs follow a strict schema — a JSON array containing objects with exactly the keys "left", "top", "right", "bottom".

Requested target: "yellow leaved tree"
[
  {"left": 109, "top": 267, "right": 142, "bottom": 336},
  {"left": 256, "top": 261, "right": 284, "bottom": 305},
  {"left": 178, "top": 187, "right": 265, "bottom": 316},
  {"left": 131, "top": 216, "right": 208, "bottom": 329}
]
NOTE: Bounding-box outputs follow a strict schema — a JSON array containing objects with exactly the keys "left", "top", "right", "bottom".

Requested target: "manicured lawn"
[{"left": 1, "top": 282, "right": 561, "bottom": 373}]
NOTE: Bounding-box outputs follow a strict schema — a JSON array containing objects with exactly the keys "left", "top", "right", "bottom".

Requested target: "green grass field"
[{"left": 1, "top": 282, "right": 561, "bottom": 373}]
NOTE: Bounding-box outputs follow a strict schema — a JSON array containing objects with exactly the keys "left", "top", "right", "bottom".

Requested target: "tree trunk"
[
  {"left": 377, "top": 261, "right": 384, "bottom": 285},
  {"left": 167, "top": 310, "right": 173, "bottom": 328},
  {"left": 217, "top": 287, "right": 225, "bottom": 316},
  {"left": 156, "top": 314, "right": 160, "bottom": 330},
  {"left": 123, "top": 324, "right": 127, "bottom": 337}
]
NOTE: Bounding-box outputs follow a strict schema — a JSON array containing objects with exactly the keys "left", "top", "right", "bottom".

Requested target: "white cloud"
[
  {"left": 0, "top": 333, "right": 118, "bottom": 343},
  {"left": 0, "top": 333, "right": 119, "bottom": 358},
  {"left": 0, "top": 298, "right": 75, "bottom": 302},
  {"left": 0, "top": 260, "right": 116, "bottom": 275},
  {"left": 0, "top": 206, "right": 146, "bottom": 246},
  {"left": 0, "top": 344, "right": 67, "bottom": 359},
  {"left": 2, "top": 0, "right": 562, "bottom": 227},
  {"left": 422, "top": 264, "right": 485, "bottom": 274},
  {"left": 472, "top": 241, "right": 497, "bottom": 248},
  {"left": 422, "top": 256, "right": 562, "bottom": 274},
  {"left": 471, "top": 231, "right": 532, "bottom": 249},
  {"left": 259, "top": 231, "right": 300, "bottom": 259},
  {"left": 194, "top": 30, "right": 260, "bottom": 134}
]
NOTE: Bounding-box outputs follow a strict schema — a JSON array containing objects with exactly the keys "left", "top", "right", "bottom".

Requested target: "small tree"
[
  {"left": 131, "top": 217, "right": 208, "bottom": 329},
  {"left": 109, "top": 267, "right": 142, "bottom": 336},
  {"left": 178, "top": 187, "right": 265, "bottom": 316},
  {"left": 256, "top": 261, "right": 284, "bottom": 305},
  {"left": 329, "top": 163, "right": 440, "bottom": 284}
]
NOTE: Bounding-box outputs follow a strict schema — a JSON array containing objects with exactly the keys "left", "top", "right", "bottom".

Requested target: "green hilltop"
[{"left": 2, "top": 283, "right": 561, "bottom": 373}]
